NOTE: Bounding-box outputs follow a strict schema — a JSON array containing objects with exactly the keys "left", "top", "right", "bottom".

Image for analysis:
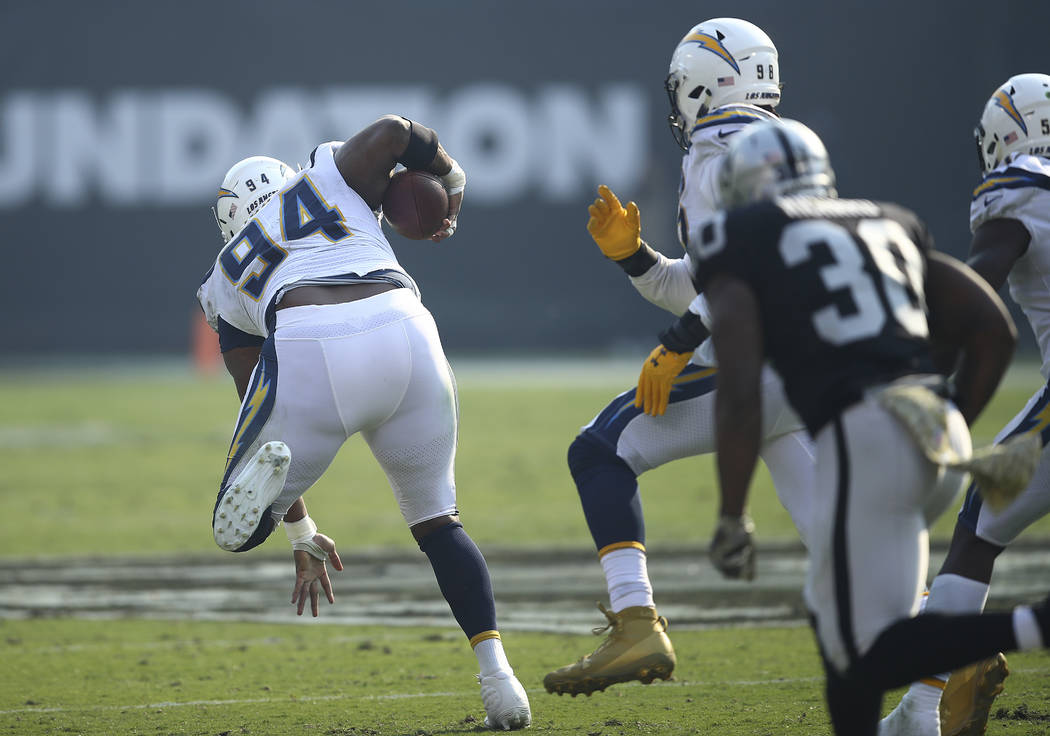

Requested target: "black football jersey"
[{"left": 687, "top": 196, "right": 936, "bottom": 434}]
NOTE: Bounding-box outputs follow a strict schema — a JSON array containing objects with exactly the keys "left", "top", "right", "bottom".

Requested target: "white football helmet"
[
  {"left": 666, "top": 17, "right": 781, "bottom": 150},
  {"left": 974, "top": 73, "right": 1050, "bottom": 174},
  {"left": 718, "top": 119, "right": 836, "bottom": 208},
  {"left": 212, "top": 156, "right": 296, "bottom": 242}
]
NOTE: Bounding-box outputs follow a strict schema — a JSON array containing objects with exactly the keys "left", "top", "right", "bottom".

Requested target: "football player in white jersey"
[
  {"left": 644, "top": 117, "right": 1049, "bottom": 736},
  {"left": 197, "top": 116, "right": 530, "bottom": 731},
  {"left": 544, "top": 18, "right": 817, "bottom": 697},
  {"left": 881, "top": 73, "right": 1050, "bottom": 736}
]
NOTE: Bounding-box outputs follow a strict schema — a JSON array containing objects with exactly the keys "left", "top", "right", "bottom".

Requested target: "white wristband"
[
  {"left": 441, "top": 158, "right": 466, "bottom": 195},
  {"left": 285, "top": 515, "right": 327, "bottom": 560},
  {"left": 284, "top": 515, "right": 317, "bottom": 545}
]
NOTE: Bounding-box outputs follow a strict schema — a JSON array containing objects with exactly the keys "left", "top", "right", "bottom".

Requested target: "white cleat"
[
  {"left": 879, "top": 691, "right": 942, "bottom": 736},
  {"left": 479, "top": 671, "right": 531, "bottom": 731},
  {"left": 213, "top": 441, "right": 291, "bottom": 552}
]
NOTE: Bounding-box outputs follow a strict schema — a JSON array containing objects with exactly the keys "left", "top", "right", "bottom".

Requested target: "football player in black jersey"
[{"left": 635, "top": 118, "right": 1050, "bottom": 736}]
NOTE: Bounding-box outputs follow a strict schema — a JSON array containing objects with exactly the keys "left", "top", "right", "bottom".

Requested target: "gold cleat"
[
  {"left": 940, "top": 653, "right": 1010, "bottom": 736},
  {"left": 543, "top": 603, "right": 676, "bottom": 696}
]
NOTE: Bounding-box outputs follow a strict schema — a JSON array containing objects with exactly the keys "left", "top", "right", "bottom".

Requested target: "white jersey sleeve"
[
  {"left": 628, "top": 252, "right": 698, "bottom": 315},
  {"left": 196, "top": 142, "right": 418, "bottom": 339},
  {"left": 970, "top": 153, "right": 1050, "bottom": 378}
]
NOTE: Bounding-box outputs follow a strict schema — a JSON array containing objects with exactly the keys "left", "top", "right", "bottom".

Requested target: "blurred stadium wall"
[{"left": 2, "top": 1, "right": 1048, "bottom": 359}]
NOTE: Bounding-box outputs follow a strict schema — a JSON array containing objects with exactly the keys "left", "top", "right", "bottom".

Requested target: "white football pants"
[
  {"left": 582, "top": 364, "right": 816, "bottom": 547},
  {"left": 962, "top": 381, "right": 1050, "bottom": 546},
  {"left": 223, "top": 288, "right": 458, "bottom": 527},
  {"left": 806, "top": 393, "right": 971, "bottom": 674}
]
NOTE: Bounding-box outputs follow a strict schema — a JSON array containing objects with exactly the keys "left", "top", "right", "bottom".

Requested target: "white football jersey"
[
  {"left": 198, "top": 142, "right": 418, "bottom": 337},
  {"left": 630, "top": 103, "right": 778, "bottom": 365},
  {"left": 970, "top": 153, "right": 1050, "bottom": 378}
]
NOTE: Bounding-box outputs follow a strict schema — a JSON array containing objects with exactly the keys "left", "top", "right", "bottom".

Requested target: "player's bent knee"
[
  {"left": 567, "top": 434, "right": 633, "bottom": 488},
  {"left": 411, "top": 514, "right": 461, "bottom": 545}
]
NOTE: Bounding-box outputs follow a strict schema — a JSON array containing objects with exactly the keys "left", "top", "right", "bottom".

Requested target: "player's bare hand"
[
  {"left": 587, "top": 184, "right": 641, "bottom": 260},
  {"left": 709, "top": 514, "right": 756, "bottom": 581},
  {"left": 635, "top": 345, "right": 692, "bottom": 415},
  {"left": 291, "top": 533, "right": 343, "bottom": 617},
  {"left": 430, "top": 192, "right": 463, "bottom": 242}
]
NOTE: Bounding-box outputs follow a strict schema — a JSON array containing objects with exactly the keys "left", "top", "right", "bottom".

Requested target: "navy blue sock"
[
  {"left": 568, "top": 434, "right": 645, "bottom": 550},
  {"left": 419, "top": 522, "right": 497, "bottom": 640}
]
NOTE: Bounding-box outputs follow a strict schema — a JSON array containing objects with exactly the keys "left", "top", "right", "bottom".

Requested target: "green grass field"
[
  {"left": 2, "top": 620, "right": 1049, "bottom": 736},
  {"left": 2, "top": 358, "right": 1049, "bottom": 735},
  {"left": 4, "top": 358, "right": 1049, "bottom": 558}
]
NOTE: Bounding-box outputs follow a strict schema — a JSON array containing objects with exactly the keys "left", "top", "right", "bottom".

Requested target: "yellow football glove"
[
  {"left": 587, "top": 184, "right": 641, "bottom": 260},
  {"left": 635, "top": 345, "right": 692, "bottom": 416}
]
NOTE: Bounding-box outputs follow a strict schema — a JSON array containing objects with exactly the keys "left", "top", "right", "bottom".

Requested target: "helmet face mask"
[
  {"left": 664, "top": 74, "right": 694, "bottom": 150},
  {"left": 212, "top": 156, "right": 296, "bottom": 243},
  {"left": 665, "top": 17, "right": 782, "bottom": 150},
  {"left": 975, "top": 73, "right": 1050, "bottom": 174},
  {"left": 718, "top": 119, "right": 837, "bottom": 208}
]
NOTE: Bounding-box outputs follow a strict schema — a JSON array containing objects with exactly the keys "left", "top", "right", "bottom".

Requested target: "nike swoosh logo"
[
  {"left": 984, "top": 194, "right": 1002, "bottom": 207},
  {"left": 717, "top": 130, "right": 738, "bottom": 139}
]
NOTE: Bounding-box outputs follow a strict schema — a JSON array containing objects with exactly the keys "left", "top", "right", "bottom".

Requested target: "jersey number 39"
[{"left": 779, "top": 219, "right": 928, "bottom": 346}]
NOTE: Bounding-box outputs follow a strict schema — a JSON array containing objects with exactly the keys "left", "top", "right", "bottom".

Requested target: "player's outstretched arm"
[
  {"left": 932, "top": 219, "right": 1028, "bottom": 375},
  {"left": 967, "top": 217, "right": 1031, "bottom": 292},
  {"left": 707, "top": 272, "right": 763, "bottom": 580},
  {"left": 926, "top": 251, "right": 1016, "bottom": 425},
  {"left": 585, "top": 184, "right": 701, "bottom": 315}
]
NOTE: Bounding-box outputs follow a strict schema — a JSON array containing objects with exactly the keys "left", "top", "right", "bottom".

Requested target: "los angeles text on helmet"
[
  {"left": 245, "top": 192, "right": 275, "bottom": 219},
  {"left": 0, "top": 84, "right": 647, "bottom": 209}
]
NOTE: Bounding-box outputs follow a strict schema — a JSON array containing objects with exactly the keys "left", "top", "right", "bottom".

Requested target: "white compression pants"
[
  {"left": 806, "top": 394, "right": 972, "bottom": 674},
  {"left": 959, "top": 380, "right": 1050, "bottom": 546},
  {"left": 580, "top": 363, "right": 816, "bottom": 547},
  {"left": 222, "top": 288, "right": 458, "bottom": 527}
]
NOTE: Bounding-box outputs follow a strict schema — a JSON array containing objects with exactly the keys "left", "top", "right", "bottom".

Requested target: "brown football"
[{"left": 382, "top": 169, "right": 449, "bottom": 240}]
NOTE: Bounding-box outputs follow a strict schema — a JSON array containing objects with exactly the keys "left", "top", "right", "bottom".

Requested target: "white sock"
[
  {"left": 899, "top": 679, "right": 945, "bottom": 713},
  {"left": 917, "top": 574, "right": 991, "bottom": 682},
  {"left": 1012, "top": 606, "right": 1044, "bottom": 651},
  {"left": 600, "top": 547, "right": 654, "bottom": 612},
  {"left": 474, "top": 637, "right": 513, "bottom": 677},
  {"left": 925, "top": 573, "right": 990, "bottom": 614},
  {"left": 895, "top": 586, "right": 946, "bottom": 713}
]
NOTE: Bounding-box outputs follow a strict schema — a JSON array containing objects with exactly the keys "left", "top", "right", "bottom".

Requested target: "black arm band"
[
  {"left": 658, "top": 310, "right": 710, "bottom": 354},
  {"left": 614, "top": 240, "right": 660, "bottom": 277},
  {"left": 398, "top": 118, "right": 439, "bottom": 170}
]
